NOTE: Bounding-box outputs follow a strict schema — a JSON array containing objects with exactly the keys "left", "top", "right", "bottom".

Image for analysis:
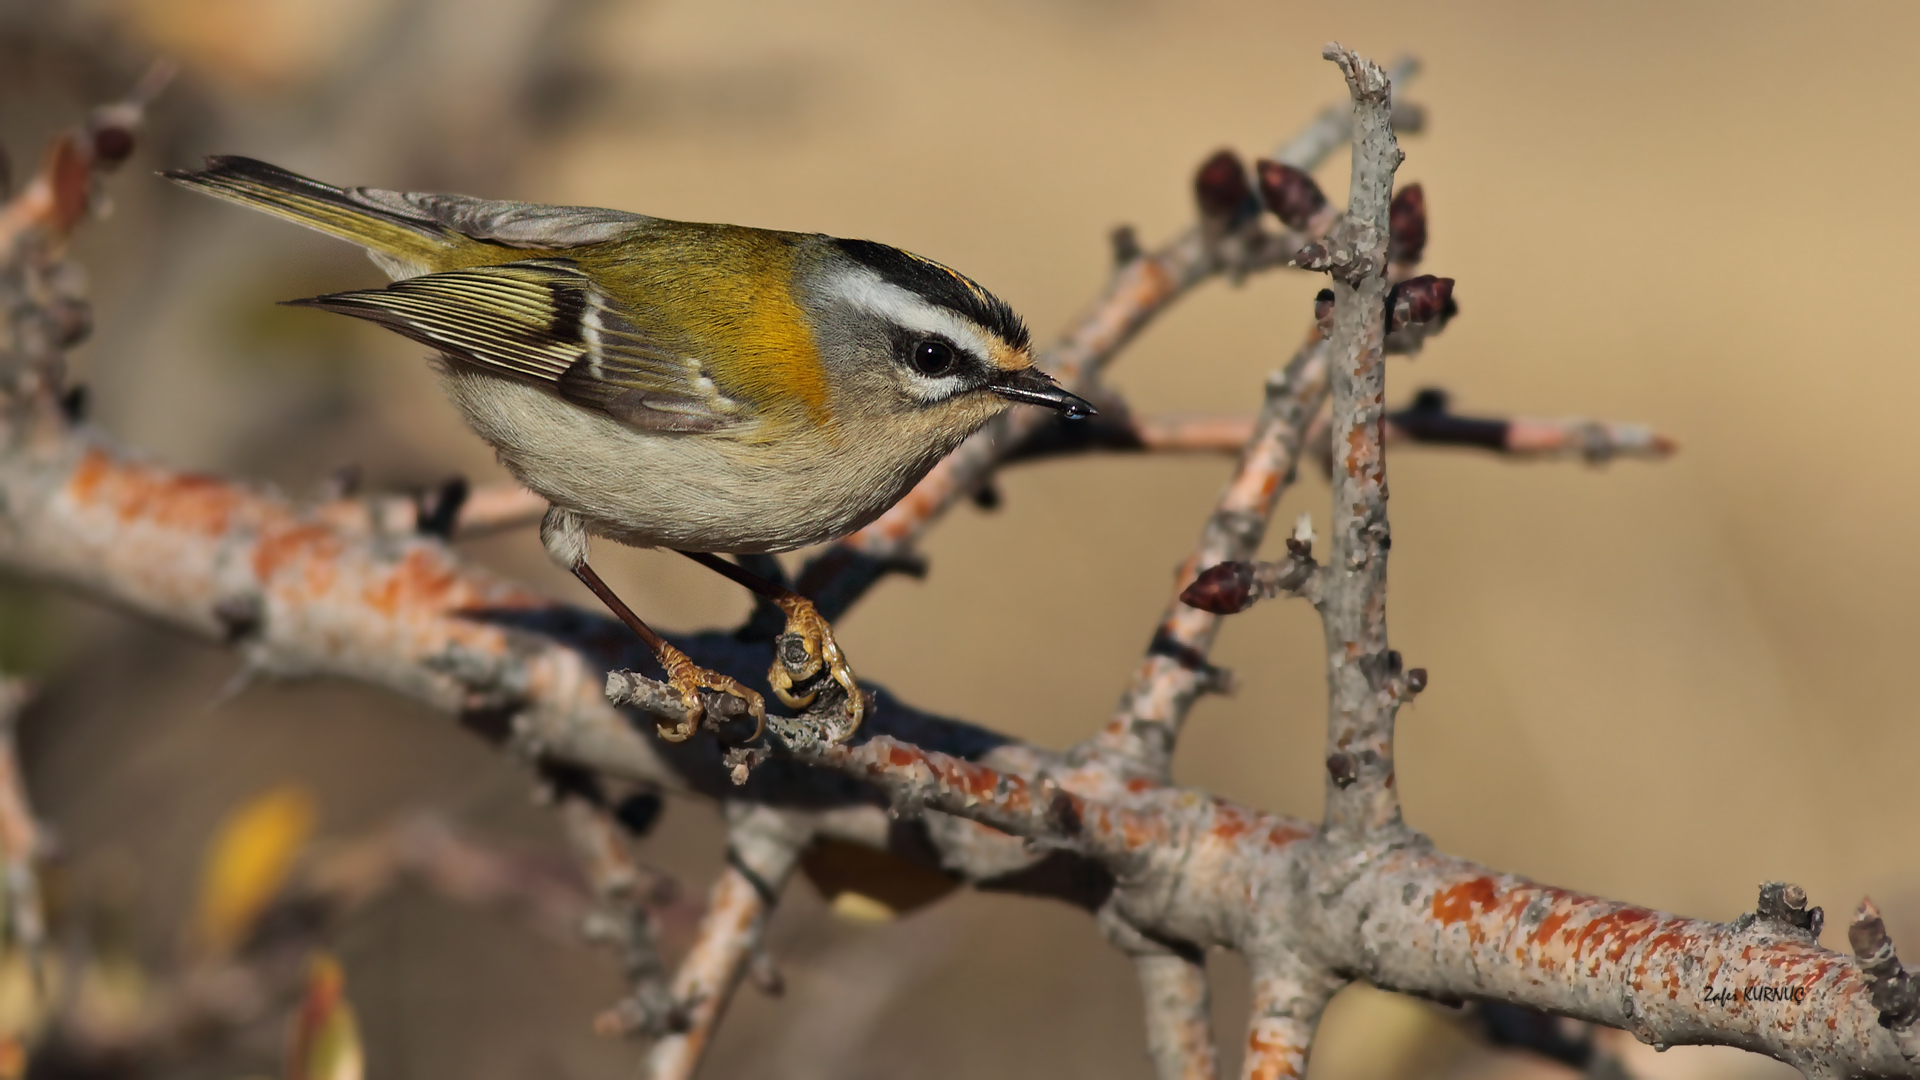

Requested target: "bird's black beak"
[{"left": 989, "top": 366, "right": 1097, "bottom": 419}]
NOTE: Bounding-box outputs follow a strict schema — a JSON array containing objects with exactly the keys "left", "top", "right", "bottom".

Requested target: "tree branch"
[
  {"left": 0, "top": 676, "right": 45, "bottom": 974},
  {"left": 641, "top": 805, "right": 807, "bottom": 1080},
  {"left": 1090, "top": 335, "right": 1329, "bottom": 777},
  {"left": 1314, "top": 43, "right": 1406, "bottom": 840},
  {"left": 1103, "top": 901, "right": 1219, "bottom": 1080}
]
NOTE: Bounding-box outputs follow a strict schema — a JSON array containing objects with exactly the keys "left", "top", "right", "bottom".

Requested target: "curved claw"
[
  {"left": 660, "top": 643, "right": 766, "bottom": 742},
  {"left": 771, "top": 597, "right": 864, "bottom": 741}
]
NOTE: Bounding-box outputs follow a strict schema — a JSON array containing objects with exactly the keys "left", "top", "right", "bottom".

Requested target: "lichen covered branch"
[
  {"left": 1313, "top": 42, "right": 1408, "bottom": 839},
  {"left": 641, "top": 806, "right": 807, "bottom": 1080}
]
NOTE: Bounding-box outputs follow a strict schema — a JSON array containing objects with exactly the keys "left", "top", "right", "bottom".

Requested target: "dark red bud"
[
  {"left": 1406, "top": 668, "right": 1428, "bottom": 694},
  {"left": 1193, "top": 149, "right": 1254, "bottom": 223},
  {"left": 1389, "top": 183, "right": 1427, "bottom": 264},
  {"left": 1180, "top": 561, "right": 1254, "bottom": 614},
  {"left": 1387, "top": 275, "right": 1454, "bottom": 332},
  {"left": 91, "top": 125, "right": 134, "bottom": 167},
  {"left": 1326, "top": 752, "right": 1357, "bottom": 788},
  {"left": 1256, "top": 160, "right": 1327, "bottom": 230},
  {"left": 1312, "top": 288, "right": 1335, "bottom": 325}
]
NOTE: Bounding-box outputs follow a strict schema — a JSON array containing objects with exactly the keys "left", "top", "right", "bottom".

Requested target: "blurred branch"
[
  {"left": 1304, "top": 388, "right": 1679, "bottom": 476},
  {"left": 554, "top": 785, "right": 682, "bottom": 1041},
  {"left": 640, "top": 806, "right": 806, "bottom": 1080},
  {"left": 375, "top": 383, "right": 1679, "bottom": 548},
  {"left": 0, "top": 677, "right": 44, "bottom": 979}
]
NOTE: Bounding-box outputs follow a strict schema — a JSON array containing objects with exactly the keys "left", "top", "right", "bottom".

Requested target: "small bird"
[{"left": 168, "top": 157, "right": 1090, "bottom": 743}]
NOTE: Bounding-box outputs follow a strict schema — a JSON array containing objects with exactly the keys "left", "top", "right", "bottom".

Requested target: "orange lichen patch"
[
  {"left": 1264, "top": 821, "right": 1311, "bottom": 849},
  {"left": 1102, "top": 804, "right": 1166, "bottom": 850},
  {"left": 361, "top": 547, "right": 465, "bottom": 617},
  {"left": 1643, "top": 929, "right": 1689, "bottom": 963},
  {"left": 1210, "top": 803, "right": 1255, "bottom": 842},
  {"left": 1432, "top": 876, "right": 1500, "bottom": 927},
  {"left": 67, "top": 451, "right": 248, "bottom": 537},
  {"left": 1344, "top": 423, "right": 1370, "bottom": 478},
  {"left": 1125, "top": 777, "right": 1155, "bottom": 794},
  {"left": 1531, "top": 910, "right": 1573, "bottom": 949},
  {"left": 1245, "top": 1026, "right": 1305, "bottom": 1080},
  {"left": 67, "top": 448, "right": 111, "bottom": 500},
  {"left": 887, "top": 744, "right": 917, "bottom": 769},
  {"left": 252, "top": 522, "right": 341, "bottom": 583},
  {"left": 1567, "top": 907, "right": 1659, "bottom": 964}
]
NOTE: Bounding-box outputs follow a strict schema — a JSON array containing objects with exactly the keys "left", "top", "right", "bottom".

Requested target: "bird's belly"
[{"left": 437, "top": 370, "right": 931, "bottom": 553}]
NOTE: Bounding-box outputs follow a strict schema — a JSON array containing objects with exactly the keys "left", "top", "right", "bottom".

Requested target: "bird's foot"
[
  {"left": 768, "top": 595, "right": 863, "bottom": 739},
  {"left": 658, "top": 642, "right": 766, "bottom": 743}
]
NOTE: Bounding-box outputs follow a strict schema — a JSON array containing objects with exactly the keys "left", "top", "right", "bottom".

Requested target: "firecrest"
[{"left": 167, "top": 156, "right": 1092, "bottom": 745}]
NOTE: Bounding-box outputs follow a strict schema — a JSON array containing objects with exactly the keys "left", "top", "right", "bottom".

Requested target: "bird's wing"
[
  {"left": 345, "top": 186, "right": 650, "bottom": 248},
  {"left": 289, "top": 259, "right": 742, "bottom": 433}
]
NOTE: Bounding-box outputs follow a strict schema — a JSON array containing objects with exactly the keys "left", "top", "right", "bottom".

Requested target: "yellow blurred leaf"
[
  {"left": 287, "top": 954, "right": 362, "bottom": 1080},
  {"left": 0, "top": 953, "right": 53, "bottom": 1043},
  {"left": 829, "top": 892, "right": 897, "bottom": 924},
  {"left": 193, "top": 785, "right": 316, "bottom": 957}
]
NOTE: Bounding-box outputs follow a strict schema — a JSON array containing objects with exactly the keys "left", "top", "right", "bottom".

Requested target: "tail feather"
[{"left": 165, "top": 156, "right": 457, "bottom": 273}]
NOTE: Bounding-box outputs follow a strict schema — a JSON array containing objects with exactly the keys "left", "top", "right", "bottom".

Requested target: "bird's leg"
[
  {"left": 678, "top": 551, "right": 864, "bottom": 739},
  {"left": 543, "top": 509, "right": 766, "bottom": 741}
]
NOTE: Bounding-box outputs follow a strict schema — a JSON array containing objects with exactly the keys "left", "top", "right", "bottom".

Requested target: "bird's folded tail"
[{"left": 164, "top": 156, "right": 459, "bottom": 277}]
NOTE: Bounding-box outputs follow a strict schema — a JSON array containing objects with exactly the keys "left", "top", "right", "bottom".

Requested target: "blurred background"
[{"left": 1, "top": 0, "right": 1915, "bottom": 1077}]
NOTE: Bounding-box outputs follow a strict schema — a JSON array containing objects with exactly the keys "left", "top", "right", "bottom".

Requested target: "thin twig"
[
  {"left": 557, "top": 791, "right": 680, "bottom": 1040},
  {"left": 1089, "top": 335, "right": 1329, "bottom": 776},
  {"left": 1241, "top": 963, "right": 1343, "bottom": 1080},
  {"left": 641, "top": 806, "right": 807, "bottom": 1080},
  {"left": 1101, "top": 904, "right": 1219, "bottom": 1080},
  {"left": 0, "top": 676, "right": 44, "bottom": 978},
  {"left": 1314, "top": 43, "right": 1405, "bottom": 839}
]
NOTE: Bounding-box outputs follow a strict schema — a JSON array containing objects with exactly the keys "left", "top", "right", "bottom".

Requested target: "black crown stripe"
[{"left": 832, "top": 238, "right": 1030, "bottom": 353}]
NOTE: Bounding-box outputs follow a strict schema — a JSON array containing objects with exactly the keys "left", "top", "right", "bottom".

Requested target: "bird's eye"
[{"left": 910, "top": 339, "right": 956, "bottom": 378}]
